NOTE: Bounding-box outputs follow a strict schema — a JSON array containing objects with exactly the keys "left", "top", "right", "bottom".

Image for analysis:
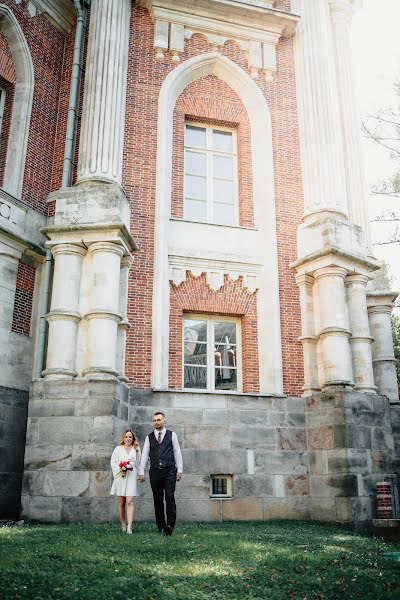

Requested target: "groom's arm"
[{"left": 138, "top": 435, "right": 150, "bottom": 481}]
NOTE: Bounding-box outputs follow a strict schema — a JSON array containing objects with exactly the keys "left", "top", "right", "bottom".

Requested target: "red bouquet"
[{"left": 118, "top": 460, "right": 134, "bottom": 478}]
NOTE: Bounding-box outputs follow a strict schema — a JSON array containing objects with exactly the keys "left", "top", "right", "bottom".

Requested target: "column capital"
[
  {"left": 345, "top": 274, "right": 369, "bottom": 287},
  {"left": 295, "top": 273, "right": 314, "bottom": 286},
  {"left": 51, "top": 243, "right": 86, "bottom": 258},
  {"left": 314, "top": 266, "right": 347, "bottom": 280},
  {"left": 121, "top": 255, "right": 134, "bottom": 269},
  {"left": 367, "top": 304, "right": 394, "bottom": 316},
  {"left": 88, "top": 241, "right": 125, "bottom": 257}
]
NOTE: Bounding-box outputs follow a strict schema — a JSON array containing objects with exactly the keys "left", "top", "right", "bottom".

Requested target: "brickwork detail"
[
  {"left": 169, "top": 272, "right": 259, "bottom": 393},
  {"left": 11, "top": 260, "right": 36, "bottom": 336},
  {"left": 172, "top": 75, "right": 254, "bottom": 227},
  {"left": 124, "top": 6, "right": 304, "bottom": 395}
]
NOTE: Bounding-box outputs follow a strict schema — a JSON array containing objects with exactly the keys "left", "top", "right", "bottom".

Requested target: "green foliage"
[
  {"left": 392, "top": 314, "right": 400, "bottom": 383},
  {"left": 1, "top": 521, "right": 400, "bottom": 599}
]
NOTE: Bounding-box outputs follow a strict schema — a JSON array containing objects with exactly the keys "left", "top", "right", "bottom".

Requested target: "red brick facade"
[
  {"left": 124, "top": 5, "right": 304, "bottom": 395},
  {"left": 11, "top": 260, "right": 36, "bottom": 336},
  {"left": 2, "top": 1, "right": 304, "bottom": 396}
]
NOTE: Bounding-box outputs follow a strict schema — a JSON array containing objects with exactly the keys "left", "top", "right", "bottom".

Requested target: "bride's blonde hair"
[{"left": 119, "top": 429, "right": 140, "bottom": 452}]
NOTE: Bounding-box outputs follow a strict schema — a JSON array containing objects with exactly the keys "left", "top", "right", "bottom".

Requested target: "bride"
[{"left": 110, "top": 429, "right": 141, "bottom": 534}]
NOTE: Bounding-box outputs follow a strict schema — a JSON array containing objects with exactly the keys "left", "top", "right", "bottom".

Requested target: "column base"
[
  {"left": 42, "top": 368, "right": 77, "bottom": 380},
  {"left": 22, "top": 378, "right": 130, "bottom": 523},
  {"left": 354, "top": 384, "right": 378, "bottom": 394},
  {"left": 82, "top": 367, "right": 119, "bottom": 379},
  {"left": 322, "top": 380, "right": 355, "bottom": 391}
]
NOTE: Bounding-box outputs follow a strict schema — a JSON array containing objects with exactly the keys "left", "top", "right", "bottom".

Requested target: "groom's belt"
[{"left": 151, "top": 461, "right": 175, "bottom": 470}]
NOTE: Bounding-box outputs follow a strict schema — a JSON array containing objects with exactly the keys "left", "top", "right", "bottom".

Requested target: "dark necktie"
[{"left": 158, "top": 432, "right": 162, "bottom": 444}]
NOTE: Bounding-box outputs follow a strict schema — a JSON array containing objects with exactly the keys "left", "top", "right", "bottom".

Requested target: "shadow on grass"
[{"left": 1, "top": 521, "right": 399, "bottom": 599}]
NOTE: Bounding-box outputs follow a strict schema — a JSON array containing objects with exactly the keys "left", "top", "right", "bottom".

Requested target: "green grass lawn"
[{"left": 0, "top": 521, "right": 399, "bottom": 600}]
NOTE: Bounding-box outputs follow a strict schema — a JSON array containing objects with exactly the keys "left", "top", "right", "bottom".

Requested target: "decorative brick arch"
[
  {"left": 152, "top": 52, "right": 283, "bottom": 394},
  {"left": 0, "top": 4, "right": 34, "bottom": 198}
]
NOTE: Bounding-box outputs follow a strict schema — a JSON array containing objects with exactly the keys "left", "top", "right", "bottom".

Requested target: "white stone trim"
[
  {"left": 0, "top": 4, "right": 34, "bottom": 199},
  {"left": 139, "top": 0, "right": 298, "bottom": 75},
  {"left": 152, "top": 52, "right": 283, "bottom": 394}
]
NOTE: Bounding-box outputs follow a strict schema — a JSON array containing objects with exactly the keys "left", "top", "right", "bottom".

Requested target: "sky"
[{"left": 351, "top": 0, "right": 400, "bottom": 289}]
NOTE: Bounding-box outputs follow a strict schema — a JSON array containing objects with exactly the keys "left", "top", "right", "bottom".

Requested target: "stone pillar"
[
  {"left": 76, "top": 0, "right": 131, "bottom": 186},
  {"left": 329, "top": 0, "right": 371, "bottom": 247},
  {"left": 367, "top": 298, "right": 399, "bottom": 402},
  {"left": 346, "top": 275, "right": 376, "bottom": 393},
  {"left": 43, "top": 244, "right": 86, "bottom": 379},
  {"left": 83, "top": 242, "right": 124, "bottom": 379},
  {"left": 296, "top": 273, "right": 320, "bottom": 395},
  {"left": 116, "top": 255, "right": 132, "bottom": 382},
  {"left": 292, "top": 0, "right": 348, "bottom": 217},
  {"left": 314, "top": 267, "right": 354, "bottom": 388}
]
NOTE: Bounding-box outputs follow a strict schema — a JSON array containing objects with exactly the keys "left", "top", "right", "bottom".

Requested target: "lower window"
[
  {"left": 183, "top": 315, "right": 241, "bottom": 392},
  {"left": 210, "top": 474, "right": 233, "bottom": 498}
]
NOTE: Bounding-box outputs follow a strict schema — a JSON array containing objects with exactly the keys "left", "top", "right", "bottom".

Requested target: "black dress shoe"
[{"left": 164, "top": 525, "right": 173, "bottom": 536}]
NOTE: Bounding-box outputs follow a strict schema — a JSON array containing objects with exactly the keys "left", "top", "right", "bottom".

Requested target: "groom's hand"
[
  {"left": 139, "top": 475, "right": 145, "bottom": 482},
  {"left": 176, "top": 472, "right": 182, "bottom": 482}
]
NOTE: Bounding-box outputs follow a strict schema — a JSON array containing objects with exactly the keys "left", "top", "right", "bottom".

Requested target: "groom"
[{"left": 138, "top": 411, "right": 183, "bottom": 535}]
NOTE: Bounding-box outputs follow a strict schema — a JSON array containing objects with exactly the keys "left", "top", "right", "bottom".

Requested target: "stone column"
[
  {"left": 296, "top": 274, "right": 320, "bottom": 395},
  {"left": 367, "top": 298, "right": 399, "bottom": 402},
  {"left": 43, "top": 244, "right": 86, "bottom": 379},
  {"left": 329, "top": 0, "right": 371, "bottom": 248},
  {"left": 116, "top": 255, "right": 132, "bottom": 382},
  {"left": 346, "top": 274, "right": 376, "bottom": 392},
  {"left": 82, "top": 242, "right": 124, "bottom": 378},
  {"left": 292, "top": 0, "right": 348, "bottom": 217},
  {"left": 314, "top": 267, "right": 354, "bottom": 388},
  {"left": 76, "top": 0, "right": 131, "bottom": 186}
]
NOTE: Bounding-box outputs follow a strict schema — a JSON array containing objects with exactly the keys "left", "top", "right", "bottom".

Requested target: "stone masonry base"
[
  {"left": 19, "top": 383, "right": 399, "bottom": 528},
  {"left": 21, "top": 379, "right": 130, "bottom": 523}
]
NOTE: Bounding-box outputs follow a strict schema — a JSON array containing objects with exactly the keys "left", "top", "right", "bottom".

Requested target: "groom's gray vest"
[{"left": 149, "top": 430, "right": 175, "bottom": 469}]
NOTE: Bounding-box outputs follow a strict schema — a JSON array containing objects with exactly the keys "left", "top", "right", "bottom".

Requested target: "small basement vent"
[{"left": 210, "top": 474, "right": 233, "bottom": 498}]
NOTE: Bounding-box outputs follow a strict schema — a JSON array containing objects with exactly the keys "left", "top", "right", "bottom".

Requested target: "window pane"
[
  {"left": 213, "top": 179, "right": 234, "bottom": 204},
  {"left": 213, "top": 155, "right": 233, "bottom": 180},
  {"left": 213, "top": 202, "right": 234, "bottom": 226},
  {"left": 185, "top": 198, "right": 207, "bottom": 222},
  {"left": 185, "top": 174, "right": 206, "bottom": 200},
  {"left": 184, "top": 365, "right": 207, "bottom": 389},
  {"left": 212, "top": 129, "right": 233, "bottom": 152},
  {"left": 214, "top": 322, "right": 237, "bottom": 345},
  {"left": 185, "top": 151, "right": 206, "bottom": 176},
  {"left": 212, "top": 478, "right": 227, "bottom": 495},
  {"left": 184, "top": 319, "right": 207, "bottom": 342},
  {"left": 215, "top": 366, "right": 237, "bottom": 391},
  {"left": 185, "top": 125, "right": 206, "bottom": 148},
  {"left": 214, "top": 344, "right": 236, "bottom": 368}
]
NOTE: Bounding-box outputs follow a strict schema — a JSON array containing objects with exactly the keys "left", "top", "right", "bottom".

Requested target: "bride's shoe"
[
  {"left": 126, "top": 527, "right": 132, "bottom": 534},
  {"left": 121, "top": 524, "right": 127, "bottom": 532}
]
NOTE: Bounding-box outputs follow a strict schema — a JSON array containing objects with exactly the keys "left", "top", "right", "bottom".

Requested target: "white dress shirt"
[{"left": 138, "top": 428, "right": 183, "bottom": 476}]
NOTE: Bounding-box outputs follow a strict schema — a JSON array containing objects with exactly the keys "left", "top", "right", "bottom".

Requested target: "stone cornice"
[
  {"left": 14, "top": 0, "right": 76, "bottom": 34},
  {"left": 138, "top": 0, "right": 299, "bottom": 79}
]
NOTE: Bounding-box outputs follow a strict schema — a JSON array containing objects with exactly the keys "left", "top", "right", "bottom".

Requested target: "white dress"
[{"left": 110, "top": 445, "right": 140, "bottom": 497}]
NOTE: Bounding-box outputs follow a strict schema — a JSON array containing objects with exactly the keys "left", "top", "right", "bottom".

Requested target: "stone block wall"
[
  {"left": 21, "top": 379, "right": 130, "bottom": 523},
  {"left": 0, "top": 385, "right": 29, "bottom": 518},
  {"left": 306, "top": 390, "right": 397, "bottom": 532},
  {"left": 130, "top": 390, "right": 311, "bottom": 522}
]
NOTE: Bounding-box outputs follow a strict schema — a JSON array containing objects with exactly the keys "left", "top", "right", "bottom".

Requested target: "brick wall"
[
  {"left": 11, "top": 260, "right": 36, "bottom": 336},
  {"left": 169, "top": 272, "right": 259, "bottom": 393},
  {"left": 172, "top": 74, "right": 254, "bottom": 227},
  {"left": 0, "top": 1, "right": 67, "bottom": 214},
  {"left": 124, "top": 5, "right": 304, "bottom": 395}
]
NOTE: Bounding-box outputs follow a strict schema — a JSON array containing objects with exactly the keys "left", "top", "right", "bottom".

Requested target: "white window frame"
[
  {"left": 184, "top": 121, "right": 239, "bottom": 226},
  {"left": 182, "top": 314, "right": 242, "bottom": 393},
  {"left": 210, "top": 474, "right": 233, "bottom": 499}
]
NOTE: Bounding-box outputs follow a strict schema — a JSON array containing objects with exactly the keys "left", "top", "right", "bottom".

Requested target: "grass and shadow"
[{"left": 1, "top": 520, "right": 399, "bottom": 599}]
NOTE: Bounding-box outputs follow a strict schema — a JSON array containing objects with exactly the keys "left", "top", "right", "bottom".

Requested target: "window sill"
[
  {"left": 170, "top": 217, "right": 258, "bottom": 231},
  {"left": 152, "top": 388, "right": 286, "bottom": 398}
]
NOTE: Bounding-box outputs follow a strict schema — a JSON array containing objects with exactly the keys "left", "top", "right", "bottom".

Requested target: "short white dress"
[{"left": 110, "top": 445, "right": 140, "bottom": 497}]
